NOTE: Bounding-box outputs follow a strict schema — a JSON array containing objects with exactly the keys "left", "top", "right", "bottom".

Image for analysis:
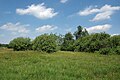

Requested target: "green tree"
[
  {"left": 74, "top": 25, "right": 89, "bottom": 40},
  {"left": 74, "top": 32, "right": 110, "bottom": 52},
  {"left": 9, "top": 37, "right": 32, "bottom": 51},
  {"left": 32, "top": 34, "right": 57, "bottom": 53},
  {"left": 61, "top": 32, "right": 74, "bottom": 51},
  {"left": 109, "top": 35, "right": 120, "bottom": 48}
]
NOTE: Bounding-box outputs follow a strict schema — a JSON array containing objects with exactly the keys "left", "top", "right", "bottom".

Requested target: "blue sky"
[{"left": 0, "top": 0, "right": 120, "bottom": 43}]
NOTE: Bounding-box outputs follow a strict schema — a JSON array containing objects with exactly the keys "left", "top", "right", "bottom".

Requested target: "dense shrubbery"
[
  {"left": 99, "top": 48, "right": 110, "bottom": 55},
  {"left": 0, "top": 43, "right": 8, "bottom": 48},
  {"left": 9, "top": 37, "right": 32, "bottom": 51},
  {"left": 99, "top": 47, "right": 120, "bottom": 55},
  {"left": 74, "top": 32, "right": 110, "bottom": 52},
  {"left": 61, "top": 32, "right": 74, "bottom": 51},
  {"left": 73, "top": 32, "right": 120, "bottom": 55},
  {"left": 32, "top": 34, "right": 58, "bottom": 53},
  {"left": 108, "top": 35, "right": 120, "bottom": 48},
  {"left": 115, "top": 46, "right": 120, "bottom": 55},
  {"left": 7, "top": 25, "right": 120, "bottom": 54}
]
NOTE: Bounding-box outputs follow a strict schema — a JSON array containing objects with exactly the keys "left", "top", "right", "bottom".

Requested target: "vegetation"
[
  {"left": 99, "top": 48, "right": 111, "bottom": 55},
  {"left": 74, "top": 25, "right": 89, "bottom": 40},
  {"left": 61, "top": 32, "right": 74, "bottom": 51},
  {"left": 74, "top": 32, "right": 111, "bottom": 53},
  {"left": 0, "top": 43, "right": 8, "bottom": 47},
  {"left": 0, "top": 49, "right": 120, "bottom": 80},
  {"left": 7, "top": 25, "right": 120, "bottom": 55},
  {"left": 9, "top": 37, "right": 32, "bottom": 51},
  {"left": 32, "top": 34, "right": 58, "bottom": 53},
  {"left": 0, "top": 25, "right": 120, "bottom": 79},
  {"left": 108, "top": 35, "right": 120, "bottom": 48}
]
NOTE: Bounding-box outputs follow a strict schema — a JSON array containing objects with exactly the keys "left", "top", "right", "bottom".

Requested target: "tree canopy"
[
  {"left": 9, "top": 37, "right": 32, "bottom": 51},
  {"left": 61, "top": 32, "right": 74, "bottom": 51},
  {"left": 7, "top": 25, "right": 120, "bottom": 54},
  {"left": 74, "top": 25, "right": 89, "bottom": 40},
  {"left": 32, "top": 34, "right": 58, "bottom": 53}
]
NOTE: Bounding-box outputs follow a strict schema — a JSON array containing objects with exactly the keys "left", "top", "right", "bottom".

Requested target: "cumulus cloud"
[
  {"left": 79, "top": 4, "right": 120, "bottom": 21},
  {"left": 60, "top": 0, "right": 68, "bottom": 3},
  {"left": 0, "top": 22, "right": 30, "bottom": 33},
  {"left": 36, "top": 25, "right": 58, "bottom": 33},
  {"left": 79, "top": 6, "right": 99, "bottom": 16},
  {"left": 16, "top": 3, "right": 58, "bottom": 19},
  {"left": 86, "top": 24, "right": 111, "bottom": 33},
  {"left": 91, "top": 11, "right": 113, "bottom": 21}
]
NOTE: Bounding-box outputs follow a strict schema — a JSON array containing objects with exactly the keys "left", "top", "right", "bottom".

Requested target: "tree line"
[{"left": 2, "top": 25, "right": 120, "bottom": 55}]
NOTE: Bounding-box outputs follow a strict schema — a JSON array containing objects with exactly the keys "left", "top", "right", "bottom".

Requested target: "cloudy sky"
[{"left": 0, "top": 0, "right": 120, "bottom": 43}]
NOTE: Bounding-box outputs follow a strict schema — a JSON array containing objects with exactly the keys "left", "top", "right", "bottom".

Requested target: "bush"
[
  {"left": 114, "top": 46, "right": 120, "bottom": 55},
  {"left": 32, "top": 34, "right": 57, "bottom": 53},
  {"left": 61, "top": 32, "right": 74, "bottom": 51},
  {"left": 99, "top": 47, "right": 120, "bottom": 55},
  {"left": 99, "top": 48, "right": 110, "bottom": 55},
  {"left": 9, "top": 37, "right": 32, "bottom": 51},
  {"left": 0, "top": 43, "right": 8, "bottom": 48},
  {"left": 109, "top": 35, "right": 120, "bottom": 48},
  {"left": 74, "top": 32, "right": 110, "bottom": 53}
]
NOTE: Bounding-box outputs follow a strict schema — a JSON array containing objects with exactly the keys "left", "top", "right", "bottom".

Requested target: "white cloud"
[
  {"left": 36, "top": 25, "right": 58, "bottom": 33},
  {"left": 100, "top": 4, "right": 120, "bottom": 12},
  {"left": 111, "top": 34, "right": 119, "bottom": 36},
  {"left": 91, "top": 11, "right": 113, "bottom": 21},
  {"left": 79, "top": 4, "right": 120, "bottom": 21},
  {"left": 86, "top": 24, "right": 111, "bottom": 33},
  {"left": 60, "top": 0, "right": 68, "bottom": 3},
  {"left": 16, "top": 3, "right": 58, "bottom": 19},
  {"left": 0, "top": 22, "right": 30, "bottom": 33},
  {"left": 79, "top": 6, "right": 99, "bottom": 16}
]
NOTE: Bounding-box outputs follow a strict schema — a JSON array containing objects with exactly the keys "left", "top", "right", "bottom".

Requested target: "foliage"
[
  {"left": 61, "top": 32, "right": 74, "bottom": 51},
  {"left": 74, "top": 32, "right": 110, "bottom": 53},
  {"left": 108, "top": 35, "right": 120, "bottom": 48},
  {"left": 99, "top": 46, "right": 120, "bottom": 55},
  {"left": 32, "top": 34, "right": 57, "bottom": 53},
  {"left": 0, "top": 43, "right": 8, "bottom": 48},
  {"left": 9, "top": 37, "right": 32, "bottom": 51},
  {"left": 7, "top": 25, "right": 120, "bottom": 55},
  {"left": 114, "top": 46, "right": 120, "bottom": 55},
  {"left": 55, "top": 34, "right": 64, "bottom": 50},
  {"left": 98, "top": 35, "right": 120, "bottom": 55},
  {"left": 99, "top": 48, "right": 110, "bottom": 55},
  {"left": 74, "top": 25, "right": 89, "bottom": 40}
]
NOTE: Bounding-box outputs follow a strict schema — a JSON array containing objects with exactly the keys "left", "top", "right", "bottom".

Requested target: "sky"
[{"left": 0, "top": 0, "right": 120, "bottom": 44}]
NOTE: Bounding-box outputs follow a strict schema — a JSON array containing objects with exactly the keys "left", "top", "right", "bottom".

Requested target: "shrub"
[
  {"left": 9, "top": 37, "right": 32, "bottom": 51},
  {"left": 99, "top": 48, "right": 110, "bottom": 55},
  {"left": 74, "top": 32, "right": 110, "bottom": 53},
  {"left": 114, "top": 46, "right": 120, "bottom": 55},
  {"left": 61, "top": 32, "right": 74, "bottom": 51},
  {"left": 0, "top": 43, "right": 8, "bottom": 48},
  {"left": 32, "top": 34, "right": 57, "bottom": 53},
  {"left": 109, "top": 35, "right": 120, "bottom": 48}
]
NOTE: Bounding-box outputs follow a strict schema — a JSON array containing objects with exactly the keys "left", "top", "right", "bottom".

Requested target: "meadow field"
[{"left": 0, "top": 48, "right": 120, "bottom": 80}]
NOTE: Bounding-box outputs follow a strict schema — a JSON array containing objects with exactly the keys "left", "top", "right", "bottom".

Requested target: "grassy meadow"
[{"left": 0, "top": 48, "right": 120, "bottom": 80}]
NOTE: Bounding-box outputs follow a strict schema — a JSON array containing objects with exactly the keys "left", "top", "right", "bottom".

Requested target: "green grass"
[{"left": 0, "top": 49, "right": 120, "bottom": 80}]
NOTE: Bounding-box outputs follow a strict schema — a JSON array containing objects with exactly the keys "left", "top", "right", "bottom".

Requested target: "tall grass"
[{"left": 0, "top": 49, "right": 120, "bottom": 80}]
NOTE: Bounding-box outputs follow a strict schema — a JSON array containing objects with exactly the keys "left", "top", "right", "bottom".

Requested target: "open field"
[{"left": 0, "top": 49, "right": 120, "bottom": 80}]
